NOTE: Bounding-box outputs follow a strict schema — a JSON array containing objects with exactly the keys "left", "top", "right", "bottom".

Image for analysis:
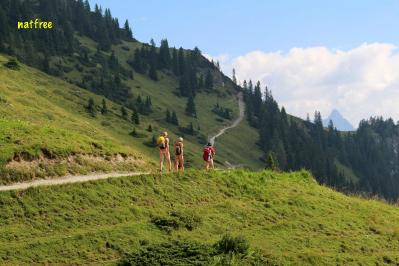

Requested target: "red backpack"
[{"left": 203, "top": 146, "right": 214, "bottom": 161}]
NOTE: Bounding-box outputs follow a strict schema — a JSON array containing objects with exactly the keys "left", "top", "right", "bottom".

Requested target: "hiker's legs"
[
  {"left": 175, "top": 156, "right": 179, "bottom": 172},
  {"left": 177, "top": 156, "right": 184, "bottom": 172},
  {"left": 210, "top": 159, "right": 214, "bottom": 169},
  {"left": 166, "top": 152, "right": 172, "bottom": 172},
  {"left": 159, "top": 151, "right": 165, "bottom": 172},
  {"left": 205, "top": 161, "right": 209, "bottom": 170},
  {"left": 180, "top": 157, "right": 185, "bottom": 172}
]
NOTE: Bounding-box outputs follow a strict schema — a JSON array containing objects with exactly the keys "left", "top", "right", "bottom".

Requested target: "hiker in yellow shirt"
[{"left": 157, "top": 132, "right": 171, "bottom": 174}]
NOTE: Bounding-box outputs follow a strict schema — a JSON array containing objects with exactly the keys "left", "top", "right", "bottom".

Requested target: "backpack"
[
  {"left": 175, "top": 143, "right": 182, "bottom": 155},
  {"left": 157, "top": 136, "right": 166, "bottom": 149},
  {"left": 203, "top": 147, "right": 212, "bottom": 161}
]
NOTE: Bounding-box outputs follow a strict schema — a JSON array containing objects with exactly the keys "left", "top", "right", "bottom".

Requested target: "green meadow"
[{"left": 0, "top": 170, "right": 398, "bottom": 265}]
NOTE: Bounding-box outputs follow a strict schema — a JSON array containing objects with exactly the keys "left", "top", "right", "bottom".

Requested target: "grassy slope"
[
  {"left": 71, "top": 37, "right": 263, "bottom": 169},
  {"left": 0, "top": 54, "right": 154, "bottom": 181},
  {"left": 1, "top": 43, "right": 263, "bottom": 183},
  {"left": 0, "top": 170, "right": 398, "bottom": 265}
]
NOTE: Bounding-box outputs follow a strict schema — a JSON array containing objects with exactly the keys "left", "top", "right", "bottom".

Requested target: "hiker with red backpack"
[
  {"left": 157, "top": 132, "right": 171, "bottom": 174},
  {"left": 203, "top": 142, "right": 216, "bottom": 170},
  {"left": 174, "top": 137, "right": 184, "bottom": 173}
]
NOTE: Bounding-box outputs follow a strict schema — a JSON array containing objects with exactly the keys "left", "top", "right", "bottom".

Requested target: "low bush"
[
  {"left": 214, "top": 234, "right": 249, "bottom": 255},
  {"left": 151, "top": 210, "right": 202, "bottom": 233},
  {"left": 119, "top": 235, "right": 256, "bottom": 266},
  {"left": 119, "top": 240, "right": 213, "bottom": 266},
  {"left": 4, "top": 59, "right": 20, "bottom": 70}
]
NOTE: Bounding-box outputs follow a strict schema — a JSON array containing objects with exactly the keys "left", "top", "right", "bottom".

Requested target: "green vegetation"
[
  {"left": 0, "top": 44, "right": 264, "bottom": 183},
  {"left": 243, "top": 80, "right": 399, "bottom": 200},
  {"left": 2, "top": 0, "right": 399, "bottom": 202},
  {"left": 119, "top": 235, "right": 259, "bottom": 266},
  {"left": 0, "top": 0, "right": 266, "bottom": 184},
  {"left": 0, "top": 170, "right": 399, "bottom": 265},
  {"left": 0, "top": 54, "right": 151, "bottom": 182}
]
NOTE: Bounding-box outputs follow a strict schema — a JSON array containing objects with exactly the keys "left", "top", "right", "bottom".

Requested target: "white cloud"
[
  {"left": 210, "top": 43, "right": 399, "bottom": 126},
  {"left": 203, "top": 53, "right": 233, "bottom": 74}
]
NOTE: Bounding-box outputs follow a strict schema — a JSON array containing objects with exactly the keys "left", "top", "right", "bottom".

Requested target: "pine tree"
[
  {"left": 137, "top": 95, "right": 142, "bottom": 105},
  {"left": 185, "top": 96, "right": 197, "bottom": 117},
  {"left": 178, "top": 47, "right": 185, "bottom": 75},
  {"left": 166, "top": 109, "right": 171, "bottom": 122},
  {"left": 101, "top": 98, "right": 108, "bottom": 114},
  {"left": 108, "top": 51, "right": 119, "bottom": 70},
  {"left": 131, "top": 127, "right": 138, "bottom": 137},
  {"left": 145, "top": 96, "right": 152, "bottom": 111},
  {"left": 192, "top": 47, "right": 202, "bottom": 65},
  {"left": 87, "top": 98, "right": 96, "bottom": 117},
  {"left": 171, "top": 111, "right": 179, "bottom": 126},
  {"left": 205, "top": 70, "right": 214, "bottom": 90},
  {"left": 131, "top": 109, "right": 140, "bottom": 125},
  {"left": 63, "top": 22, "right": 74, "bottom": 54},
  {"left": 124, "top": 19, "right": 133, "bottom": 40},
  {"left": 232, "top": 68, "right": 237, "bottom": 85},
  {"left": 121, "top": 106, "right": 128, "bottom": 119},
  {"left": 265, "top": 152, "right": 278, "bottom": 171},
  {"left": 0, "top": 8, "right": 8, "bottom": 52},
  {"left": 149, "top": 63, "right": 158, "bottom": 81},
  {"left": 187, "top": 122, "right": 194, "bottom": 135},
  {"left": 172, "top": 48, "right": 179, "bottom": 75},
  {"left": 178, "top": 72, "right": 190, "bottom": 96},
  {"left": 253, "top": 81, "right": 262, "bottom": 116},
  {"left": 151, "top": 135, "right": 157, "bottom": 146},
  {"left": 159, "top": 39, "right": 171, "bottom": 69},
  {"left": 131, "top": 49, "right": 145, "bottom": 74},
  {"left": 42, "top": 56, "right": 50, "bottom": 73},
  {"left": 134, "top": 113, "right": 140, "bottom": 125},
  {"left": 147, "top": 124, "right": 153, "bottom": 132},
  {"left": 198, "top": 74, "right": 204, "bottom": 88}
]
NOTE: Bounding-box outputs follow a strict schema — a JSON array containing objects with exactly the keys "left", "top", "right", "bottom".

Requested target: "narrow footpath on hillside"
[
  {"left": 209, "top": 92, "right": 245, "bottom": 145},
  {"left": 0, "top": 93, "right": 245, "bottom": 191},
  {"left": 0, "top": 172, "right": 148, "bottom": 192},
  {"left": 209, "top": 92, "right": 245, "bottom": 169}
]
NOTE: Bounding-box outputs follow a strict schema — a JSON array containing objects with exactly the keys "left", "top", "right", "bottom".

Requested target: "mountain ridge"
[{"left": 323, "top": 109, "right": 354, "bottom": 131}]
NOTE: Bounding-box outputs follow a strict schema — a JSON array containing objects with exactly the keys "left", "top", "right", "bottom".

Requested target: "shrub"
[
  {"left": 150, "top": 216, "right": 180, "bottom": 233},
  {"left": 151, "top": 210, "right": 202, "bottom": 232},
  {"left": 119, "top": 236, "right": 259, "bottom": 266},
  {"left": 214, "top": 234, "right": 249, "bottom": 256},
  {"left": 4, "top": 59, "right": 20, "bottom": 70},
  {"left": 118, "top": 240, "right": 213, "bottom": 266},
  {"left": 170, "top": 210, "right": 202, "bottom": 231},
  {"left": 101, "top": 121, "right": 111, "bottom": 127},
  {"left": 130, "top": 128, "right": 146, "bottom": 138},
  {"left": 143, "top": 136, "right": 157, "bottom": 147}
]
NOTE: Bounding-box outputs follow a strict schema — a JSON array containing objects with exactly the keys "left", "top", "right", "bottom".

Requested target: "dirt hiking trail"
[
  {"left": 0, "top": 172, "right": 148, "bottom": 192},
  {"left": 209, "top": 92, "right": 245, "bottom": 144},
  {"left": 0, "top": 93, "right": 246, "bottom": 191}
]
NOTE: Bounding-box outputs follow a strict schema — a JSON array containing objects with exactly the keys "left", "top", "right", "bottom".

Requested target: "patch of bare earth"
[{"left": 3, "top": 152, "right": 147, "bottom": 184}]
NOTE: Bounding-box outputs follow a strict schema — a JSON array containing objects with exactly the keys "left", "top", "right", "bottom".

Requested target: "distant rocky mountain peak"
[{"left": 322, "top": 109, "right": 354, "bottom": 131}]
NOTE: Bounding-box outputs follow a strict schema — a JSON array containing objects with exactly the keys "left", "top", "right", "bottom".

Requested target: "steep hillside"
[
  {"left": 0, "top": 53, "right": 263, "bottom": 183},
  {"left": 0, "top": 54, "right": 153, "bottom": 183},
  {"left": 53, "top": 35, "right": 264, "bottom": 169},
  {"left": 0, "top": 170, "right": 399, "bottom": 265},
  {"left": 0, "top": 0, "right": 265, "bottom": 179}
]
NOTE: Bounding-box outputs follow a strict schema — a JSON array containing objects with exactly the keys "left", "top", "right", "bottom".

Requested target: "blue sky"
[
  {"left": 93, "top": 1, "right": 399, "bottom": 125},
  {"left": 93, "top": 0, "right": 399, "bottom": 56}
]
